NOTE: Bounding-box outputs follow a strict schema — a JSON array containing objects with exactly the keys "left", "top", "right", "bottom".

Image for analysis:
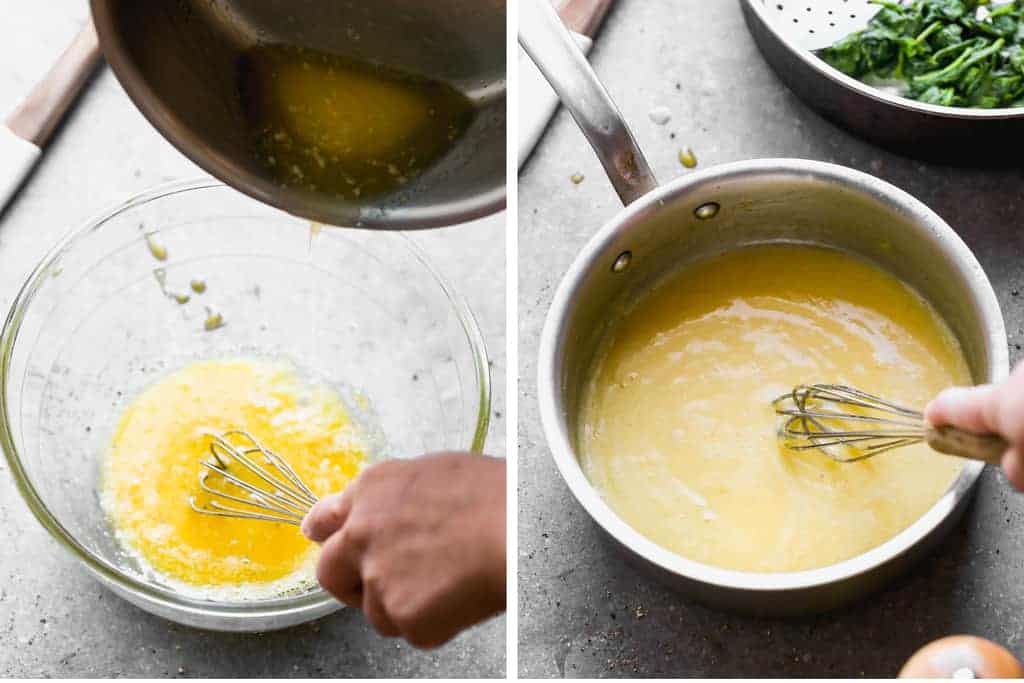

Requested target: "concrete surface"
[
  {"left": 0, "top": 2, "right": 505, "bottom": 678},
  {"left": 518, "top": 0, "right": 1024, "bottom": 677}
]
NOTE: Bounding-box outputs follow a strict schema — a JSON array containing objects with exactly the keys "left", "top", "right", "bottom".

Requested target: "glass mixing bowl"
[{"left": 0, "top": 179, "right": 490, "bottom": 631}]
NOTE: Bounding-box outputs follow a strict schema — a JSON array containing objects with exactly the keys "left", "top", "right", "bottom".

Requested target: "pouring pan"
[
  {"left": 91, "top": 0, "right": 506, "bottom": 230},
  {"left": 521, "top": 0, "right": 1008, "bottom": 614}
]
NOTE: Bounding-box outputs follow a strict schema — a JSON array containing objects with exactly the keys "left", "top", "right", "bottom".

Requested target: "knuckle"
[
  {"left": 315, "top": 496, "right": 345, "bottom": 528},
  {"left": 360, "top": 564, "right": 385, "bottom": 595},
  {"left": 315, "top": 556, "right": 343, "bottom": 598},
  {"left": 380, "top": 591, "right": 451, "bottom": 649},
  {"left": 345, "top": 517, "right": 375, "bottom": 548},
  {"left": 386, "top": 598, "right": 422, "bottom": 634},
  {"left": 360, "top": 460, "right": 392, "bottom": 481}
]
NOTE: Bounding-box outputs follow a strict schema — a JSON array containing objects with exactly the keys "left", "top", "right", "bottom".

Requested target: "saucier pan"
[
  {"left": 520, "top": 0, "right": 1008, "bottom": 615},
  {"left": 91, "top": 0, "right": 506, "bottom": 230}
]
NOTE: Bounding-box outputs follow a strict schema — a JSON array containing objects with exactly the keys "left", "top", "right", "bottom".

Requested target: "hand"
[
  {"left": 301, "top": 452, "right": 506, "bottom": 648},
  {"left": 925, "top": 362, "right": 1024, "bottom": 490}
]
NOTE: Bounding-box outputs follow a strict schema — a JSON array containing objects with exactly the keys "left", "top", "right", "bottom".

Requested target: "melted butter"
[
  {"left": 203, "top": 308, "right": 225, "bottom": 331},
  {"left": 101, "top": 358, "right": 367, "bottom": 593},
  {"left": 145, "top": 234, "right": 168, "bottom": 261},
  {"left": 237, "top": 44, "right": 474, "bottom": 200},
  {"left": 579, "top": 245, "right": 971, "bottom": 573}
]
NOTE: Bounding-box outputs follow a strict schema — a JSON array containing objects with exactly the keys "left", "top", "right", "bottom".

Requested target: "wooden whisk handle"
[{"left": 925, "top": 425, "right": 1009, "bottom": 465}]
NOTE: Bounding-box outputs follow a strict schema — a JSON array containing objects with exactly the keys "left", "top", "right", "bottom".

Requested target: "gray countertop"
[
  {"left": 518, "top": 0, "right": 1024, "bottom": 677},
  {"left": 0, "top": 2, "right": 505, "bottom": 678}
]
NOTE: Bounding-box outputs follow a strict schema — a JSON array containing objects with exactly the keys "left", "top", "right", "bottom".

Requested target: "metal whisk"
[
  {"left": 773, "top": 384, "right": 1008, "bottom": 465},
  {"left": 189, "top": 430, "right": 318, "bottom": 526}
]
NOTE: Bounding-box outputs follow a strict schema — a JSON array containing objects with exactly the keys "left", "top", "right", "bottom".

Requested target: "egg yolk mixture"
[
  {"left": 579, "top": 245, "right": 971, "bottom": 573},
  {"left": 101, "top": 358, "right": 367, "bottom": 595}
]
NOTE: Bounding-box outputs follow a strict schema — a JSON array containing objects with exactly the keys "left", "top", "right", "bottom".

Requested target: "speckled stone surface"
[
  {"left": 0, "top": 2, "right": 505, "bottom": 677},
  {"left": 518, "top": 0, "right": 1024, "bottom": 677}
]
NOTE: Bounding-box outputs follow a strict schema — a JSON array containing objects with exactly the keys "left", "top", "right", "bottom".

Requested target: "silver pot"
[
  {"left": 90, "top": 0, "right": 506, "bottom": 230},
  {"left": 522, "top": 0, "right": 1009, "bottom": 614}
]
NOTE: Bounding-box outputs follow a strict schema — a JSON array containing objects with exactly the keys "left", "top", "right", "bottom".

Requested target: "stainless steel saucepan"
[
  {"left": 91, "top": 0, "right": 506, "bottom": 230},
  {"left": 521, "top": 0, "right": 1008, "bottom": 615}
]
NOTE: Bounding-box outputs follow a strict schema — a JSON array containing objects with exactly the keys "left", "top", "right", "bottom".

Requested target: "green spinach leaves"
[{"left": 820, "top": 0, "right": 1024, "bottom": 108}]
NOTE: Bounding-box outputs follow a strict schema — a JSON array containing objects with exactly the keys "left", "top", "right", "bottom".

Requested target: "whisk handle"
[{"left": 925, "top": 425, "right": 1009, "bottom": 465}]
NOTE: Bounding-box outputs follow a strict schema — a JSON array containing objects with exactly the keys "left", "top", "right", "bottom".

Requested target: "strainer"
[{"left": 740, "top": 0, "right": 1024, "bottom": 163}]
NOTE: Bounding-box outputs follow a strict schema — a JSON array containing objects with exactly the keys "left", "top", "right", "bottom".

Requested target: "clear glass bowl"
[{"left": 0, "top": 179, "right": 490, "bottom": 631}]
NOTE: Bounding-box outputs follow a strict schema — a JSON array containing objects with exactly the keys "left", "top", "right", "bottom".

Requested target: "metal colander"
[
  {"left": 740, "top": 0, "right": 1024, "bottom": 164},
  {"left": 761, "top": 0, "right": 879, "bottom": 50}
]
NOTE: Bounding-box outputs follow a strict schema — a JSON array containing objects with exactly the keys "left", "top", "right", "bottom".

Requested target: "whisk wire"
[
  {"left": 773, "top": 384, "right": 928, "bottom": 463},
  {"left": 191, "top": 499, "right": 307, "bottom": 525},
  {"left": 188, "top": 429, "right": 318, "bottom": 526},
  {"left": 197, "top": 466, "right": 306, "bottom": 516},
  {"left": 220, "top": 430, "right": 319, "bottom": 503},
  {"left": 209, "top": 432, "right": 317, "bottom": 508}
]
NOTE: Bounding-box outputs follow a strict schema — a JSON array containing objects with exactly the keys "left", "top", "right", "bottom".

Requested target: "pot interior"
[{"left": 555, "top": 164, "right": 1004, "bottom": 460}]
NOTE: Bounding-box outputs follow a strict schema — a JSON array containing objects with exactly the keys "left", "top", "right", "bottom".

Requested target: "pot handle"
[{"left": 519, "top": 0, "right": 657, "bottom": 206}]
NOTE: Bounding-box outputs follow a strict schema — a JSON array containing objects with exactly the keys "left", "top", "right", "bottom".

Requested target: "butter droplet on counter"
[
  {"left": 145, "top": 234, "right": 168, "bottom": 261},
  {"left": 679, "top": 147, "right": 698, "bottom": 169},
  {"left": 204, "top": 308, "right": 225, "bottom": 331},
  {"left": 648, "top": 106, "right": 672, "bottom": 125}
]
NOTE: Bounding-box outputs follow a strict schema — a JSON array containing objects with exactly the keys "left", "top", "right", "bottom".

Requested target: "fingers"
[
  {"left": 316, "top": 527, "right": 364, "bottom": 608},
  {"left": 994, "top": 367, "right": 1024, "bottom": 446},
  {"left": 1003, "top": 447, "right": 1024, "bottom": 492},
  {"left": 926, "top": 364, "right": 1024, "bottom": 493},
  {"left": 926, "top": 364, "right": 1024, "bottom": 446},
  {"left": 316, "top": 528, "right": 403, "bottom": 640},
  {"left": 361, "top": 577, "right": 401, "bottom": 638},
  {"left": 302, "top": 490, "right": 353, "bottom": 543},
  {"left": 925, "top": 384, "right": 1000, "bottom": 435}
]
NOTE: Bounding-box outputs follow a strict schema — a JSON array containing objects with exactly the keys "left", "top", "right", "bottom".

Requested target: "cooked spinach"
[{"left": 820, "top": 0, "right": 1024, "bottom": 108}]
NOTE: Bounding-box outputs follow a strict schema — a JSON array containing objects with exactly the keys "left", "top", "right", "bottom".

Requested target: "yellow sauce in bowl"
[
  {"left": 579, "top": 245, "right": 970, "bottom": 573},
  {"left": 101, "top": 358, "right": 368, "bottom": 597}
]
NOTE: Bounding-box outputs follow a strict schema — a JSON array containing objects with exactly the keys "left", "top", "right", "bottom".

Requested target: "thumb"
[
  {"left": 925, "top": 362, "right": 1024, "bottom": 447},
  {"left": 301, "top": 490, "right": 353, "bottom": 543},
  {"left": 924, "top": 384, "right": 1000, "bottom": 436}
]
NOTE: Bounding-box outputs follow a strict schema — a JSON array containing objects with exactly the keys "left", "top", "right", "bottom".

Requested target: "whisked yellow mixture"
[
  {"left": 101, "top": 358, "right": 367, "bottom": 596},
  {"left": 579, "top": 245, "right": 971, "bottom": 573}
]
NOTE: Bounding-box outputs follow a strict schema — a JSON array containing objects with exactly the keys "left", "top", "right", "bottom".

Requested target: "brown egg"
[{"left": 900, "top": 636, "right": 1024, "bottom": 678}]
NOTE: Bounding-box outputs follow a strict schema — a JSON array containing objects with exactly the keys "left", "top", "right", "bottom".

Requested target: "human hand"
[
  {"left": 925, "top": 362, "right": 1024, "bottom": 490},
  {"left": 301, "top": 452, "right": 506, "bottom": 648}
]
